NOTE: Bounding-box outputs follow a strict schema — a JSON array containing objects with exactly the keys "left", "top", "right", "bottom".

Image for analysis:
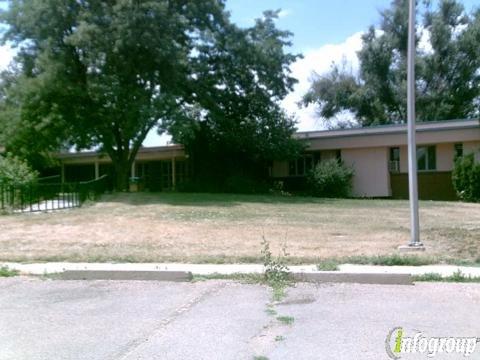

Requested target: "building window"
[
  {"left": 417, "top": 146, "right": 436, "bottom": 171},
  {"left": 289, "top": 154, "right": 314, "bottom": 176},
  {"left": 454, "top": 143, "right": 463, "bottom": 159},
  {"left": 336, "top": 150, "right": 342, "bottom": 161},
  {"left": 389, "top": 147, "right": 400, "bottom": 172},
  {"left": 390, "top": 147, "right": 400, "bottom": 162}
]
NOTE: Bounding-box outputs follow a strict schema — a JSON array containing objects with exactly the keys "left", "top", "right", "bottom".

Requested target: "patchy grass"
[
  {"left": 0, "top": 192, "right": 479, "bottom": 264},
  {"left": 265, "top": 307, "right": 277, "bottom": 316},
  {"left": 274, "top": 336, "right": 285, "bottom": 342},
  {"left": 413, "top": 273, "right": 444, "bottom": 282},
  {"left": 192, "top": 273, "right": 263, "bottom": 283},
  {"left": 317, "top": 254, "right": 442, "bottom": 270},
  {"left": 316, "top": 260, "right": 340, "bottom": 271},
  {"left": 191, "top": 272, "right": 291, "bottom": 303},
  {"left": 271, "top": 286, "right": 288, "bottom": 302},
  {"left": 317, "top": 254, "right": 480, "bottom": 269},
  {"left": 414, "top": 270, "right": 480, "bottom": 283},
  {"left": 348, "top": 254, "right": 435, "bottom": 266},
  {"left": 277, "top": 316, "right": 295, "bottom": 325},
  {"left": 0, "top": 266, "right": 19, "bottom": 277}
]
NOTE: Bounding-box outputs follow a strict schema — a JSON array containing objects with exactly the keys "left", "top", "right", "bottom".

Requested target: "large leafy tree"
[
  {"left": 0, "top": 1, "right": 300, "bottom": 190},
  {"left": 303, "top": 0, "right": 480, "bottom": 127},
  {"left": 168, "top": 11, "right": 302, "bottom": 189}
]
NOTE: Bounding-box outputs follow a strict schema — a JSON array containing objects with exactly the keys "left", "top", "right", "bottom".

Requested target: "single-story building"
[
  {"left": 57, "top": 144, "right": 188, "bottom": 192},
  {"left": 57, "top": 119, "right": 480, "bottom": 200}
]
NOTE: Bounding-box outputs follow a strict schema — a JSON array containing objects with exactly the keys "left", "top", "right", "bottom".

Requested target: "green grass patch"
[
  {"left": 277, "top": 316, "right": 295, "bottom": 325},
  {"left": 275, "top": 335, "right": 285, "bottom": 342},
  {"left": 447, "top": 257, "right": 480, "bottom": 267},
  {"left": 0, "top": 266, "right": 19, "bottom": 277},
  {"left": 413, "top": 270, "right": 480, "bottom": 283},
  {"left": 317, "top": 254, "right": 443, "bottom": 270},
  {"left": 192, "top": 272, "right": 263, "bottom": 283},
  {"left": 265, "top": 307, "right": 277, "bottom": 316},
  {"left": 316, "top": 260, "right": 340, "bottom": 271},
  {"left": 346, "top": 254, "right": 436, "bottom": 266},
  {"left": 271, "top": 285, "right": 287, "bottom": 302}
]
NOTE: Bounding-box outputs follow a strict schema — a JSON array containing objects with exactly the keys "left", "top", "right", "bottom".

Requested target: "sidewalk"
[{"left": 2, "top": 262, "right": 480, "bottom": 277}]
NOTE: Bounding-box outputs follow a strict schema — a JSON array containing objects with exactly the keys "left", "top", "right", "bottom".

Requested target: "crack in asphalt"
[
  {"left": 112, "top": 281, "right": 228, "bottom": 360},
  {"left": 249, "top": 299, "right": 296, "bottom": 357}
]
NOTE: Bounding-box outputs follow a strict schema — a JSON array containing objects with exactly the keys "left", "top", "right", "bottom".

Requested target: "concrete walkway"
[
  {"left": 340, "top": 263, "right": 480, "bottom": 277},
  {"left": 2, "top": 261, "right": 480, "bottom": 277}
]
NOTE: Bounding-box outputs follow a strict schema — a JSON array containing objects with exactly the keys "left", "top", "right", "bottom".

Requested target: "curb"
[
  {"left": 292, "top": 272, "right": 412, "bottom": 285},
  {"left": 57, "top": 270, "right": 193, "bottom": 282},
  {"left": 51, "top": 270, "right": 411, "bottom": 285}
]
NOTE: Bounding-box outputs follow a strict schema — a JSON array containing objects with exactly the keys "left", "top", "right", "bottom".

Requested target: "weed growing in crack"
[
  {"left": 0, "top": 266, "right": 18, "bottom": 277},
  {"left": 265, "top": 307, "right": 277, "bottom": 316},
  {"left": 277, "top": 316, "right": 295, "bottom": 325},
  {"left": 261, "top": 236, "right": 291, "bottom": 302}
]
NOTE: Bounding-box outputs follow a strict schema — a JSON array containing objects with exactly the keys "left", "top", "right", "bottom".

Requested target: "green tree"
[
  {"left": 168, "top": 11, "right": 302, "bottom": 190},
  {"left": 0, "top": 1, "right": 301, "bottom": 190},
  {"left": 0, "top": 153, "right": 38, "bottom": 186},
  {"left": 303, "top": 0, "right": 480, "bottom": 127},
  {"left": 452, "top": 153, "right": 480, "bottom": 201},
  {"left": 307, "top": 159, "right": 354, "bottom": 198}
]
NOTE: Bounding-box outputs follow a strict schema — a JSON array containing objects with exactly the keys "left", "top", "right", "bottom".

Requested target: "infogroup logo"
[{"left": 385, "top": 327, "right": 479, "bottom": 359}]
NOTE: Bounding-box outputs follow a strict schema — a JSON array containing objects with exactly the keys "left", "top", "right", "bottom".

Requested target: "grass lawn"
[{"left": 0, "top": 192, "right": 479, "bottom": 264}]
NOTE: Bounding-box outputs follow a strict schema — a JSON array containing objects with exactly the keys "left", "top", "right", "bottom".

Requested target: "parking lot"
[{"left": 1, "top": 277, "right": 479, "bottom": 359}]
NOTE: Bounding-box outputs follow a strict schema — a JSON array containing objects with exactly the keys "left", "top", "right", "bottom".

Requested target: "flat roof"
[
  {"left": 57, "top": 119, "right": 479, "bottom": 158},
  {"left": 295, "top": 119, "right": 480, "bottom": 140},
  {"left": 57, "top": 144, "right": 184, "bottom": 159}
]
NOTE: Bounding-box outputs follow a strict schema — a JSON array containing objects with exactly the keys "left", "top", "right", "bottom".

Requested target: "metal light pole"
[{"left": 403, "top": 0, "right": 424, "bottom": 250}]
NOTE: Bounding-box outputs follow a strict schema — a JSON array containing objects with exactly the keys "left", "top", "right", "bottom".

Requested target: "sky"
[
  {"left": 223, "top": 0, "right": 480, "bottom": 135},
  {"left": 0, "top": 0, "right": 478, "bottom": 146}
]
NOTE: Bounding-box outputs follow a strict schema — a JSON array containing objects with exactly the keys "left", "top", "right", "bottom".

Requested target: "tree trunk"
[{"left": 114, "top": 160, "right": 130, "bottom": 192}]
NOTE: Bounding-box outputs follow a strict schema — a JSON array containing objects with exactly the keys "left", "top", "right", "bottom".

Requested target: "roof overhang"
[{"left": 295, "top": 119, "right": 480, "bottom": 141}]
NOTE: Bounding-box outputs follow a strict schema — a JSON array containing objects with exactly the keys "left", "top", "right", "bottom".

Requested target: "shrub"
[
  {"left": 269, "top": 181, "right": 291, "bottom": 197},
  {"left": 452, "top": 153, "right": 480, "bottom": 202},
  {"left": 307, "top": 159, "right": 354, "bottom": 198},
  {"left": 0, "top": 153, "right": 38, "bottom": 186}
]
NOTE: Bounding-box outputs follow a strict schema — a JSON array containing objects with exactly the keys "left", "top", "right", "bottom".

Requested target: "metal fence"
[
  {"left": 0, "top": 175, "right": 108, "bottom": 213},
  {"left": 37, "top": 175, "right": 62, "bottom": 184}
]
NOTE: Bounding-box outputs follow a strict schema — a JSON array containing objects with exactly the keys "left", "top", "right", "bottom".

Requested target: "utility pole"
[{"left": 400, "top": 0, "right": 424, "bottom": 251}]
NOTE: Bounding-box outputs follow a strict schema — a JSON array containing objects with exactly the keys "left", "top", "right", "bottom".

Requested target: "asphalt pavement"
[{"left": 1, "top": 277, "right": 479, "bottom": 360}]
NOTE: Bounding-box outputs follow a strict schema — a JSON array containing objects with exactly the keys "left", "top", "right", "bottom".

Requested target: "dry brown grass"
[{"left": 0, "top": 192, "right": 479, "bottom": 264}]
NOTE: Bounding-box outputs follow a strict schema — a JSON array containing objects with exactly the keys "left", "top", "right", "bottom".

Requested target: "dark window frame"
[
  {"left": 454, "top": 143, "right": 463, "bottom": 159},
  {"left": 390, "top": 147, "right": 400, "bottom": 162},
  {"left": 417, "top": 145, "right": 436, "bottom": 171},
  {"left": 289, "top": 154, "right": 314, "bottom": 177}
]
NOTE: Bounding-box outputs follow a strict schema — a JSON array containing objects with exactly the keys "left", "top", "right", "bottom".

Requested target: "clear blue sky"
[{"left": 226, "top": 0, "right": 480, "bottom": 52}]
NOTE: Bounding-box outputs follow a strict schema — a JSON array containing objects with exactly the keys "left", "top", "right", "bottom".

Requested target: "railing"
[
  {"left": 0, "top": 175, "right": 108, "bottom": 213},
  {"left": 388, "top": 160, "right": 400, "bottom": 173},
  {"left": 37, "top": 175, "right": 62, "bottom": 183},
  {"left": 78, "top": 175, "right": 108, "bottom": 202}
]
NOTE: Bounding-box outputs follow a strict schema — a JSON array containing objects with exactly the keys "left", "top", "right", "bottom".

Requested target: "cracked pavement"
[{"left": 1, "top": 277, "right": 480, "bottom": 359}]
